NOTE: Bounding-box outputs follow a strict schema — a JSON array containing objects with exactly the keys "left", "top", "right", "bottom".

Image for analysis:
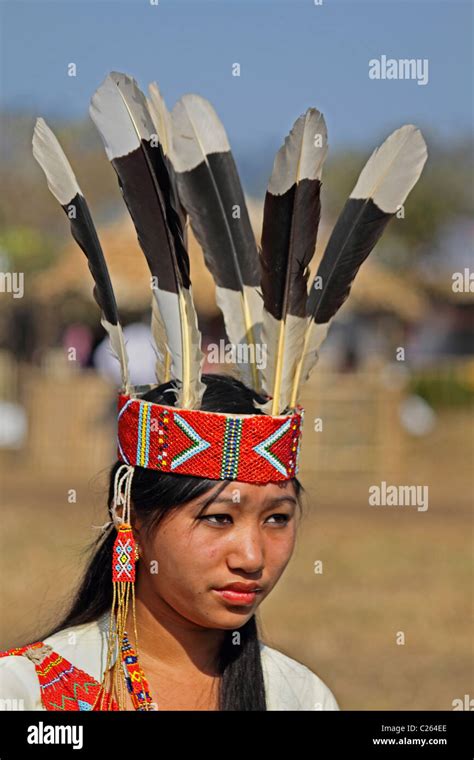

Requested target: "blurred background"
[{"left": 0, "top": 0, "right": 472, "bottom": 710}]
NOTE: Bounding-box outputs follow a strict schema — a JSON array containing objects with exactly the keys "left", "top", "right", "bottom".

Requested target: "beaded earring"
[{"left": 96, "top": 464, "right": 143, "bottom": 709}]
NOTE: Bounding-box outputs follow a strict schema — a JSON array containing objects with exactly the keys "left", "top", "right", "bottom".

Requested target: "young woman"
[
  {"left": 1, "top": 70, "right": 425, "bottom": 712},
  {"left": 0, "top": 374, "right": 340, "bottom": 711}
]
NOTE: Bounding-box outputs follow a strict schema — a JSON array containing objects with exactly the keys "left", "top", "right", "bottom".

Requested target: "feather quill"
[
  {"left": 290, "top": 124, "right": 428, "bottom": 407},
  {"left": 146, "top": 82, "right": 175, "bottom": 383},
  {"left": 32, "top": 117, "right": 131, "bottom": 394}
]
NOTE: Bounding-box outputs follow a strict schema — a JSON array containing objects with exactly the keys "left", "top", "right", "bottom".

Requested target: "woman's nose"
[{"left": 226, "top": 526, "right": 264, "bottom": 573}]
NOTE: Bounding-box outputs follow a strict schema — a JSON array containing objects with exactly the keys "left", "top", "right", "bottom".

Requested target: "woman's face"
[{"left": 135, "top": 480, "right": 299, "bottom": 630}]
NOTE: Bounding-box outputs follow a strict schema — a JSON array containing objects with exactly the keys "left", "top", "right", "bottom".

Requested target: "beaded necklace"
[{"left": 119, "top": 630, "right": 157, "bottom": 711}]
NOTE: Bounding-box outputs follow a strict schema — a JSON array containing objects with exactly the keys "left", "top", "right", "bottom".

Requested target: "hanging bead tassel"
[{"left": 94, "top": 464, "right": 142, "bottom": 710}]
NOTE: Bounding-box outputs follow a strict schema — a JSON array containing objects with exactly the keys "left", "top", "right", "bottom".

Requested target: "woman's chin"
[
  {"left": 209, "top": 596, "right": 260, "bottom": 625},
  {"left": 213, "top": 611, "right": 254, "bottom": 629},
  {"left": 195, "top": 604, "right": 257, "bottom": 629}
]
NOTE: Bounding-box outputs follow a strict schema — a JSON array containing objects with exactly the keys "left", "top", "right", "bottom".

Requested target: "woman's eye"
[
  {"left": 266, "top": 513, "right": 291, "bottom": 525},
  {"left": 199, "top": 514, "right": 232, "bottom": 525}
]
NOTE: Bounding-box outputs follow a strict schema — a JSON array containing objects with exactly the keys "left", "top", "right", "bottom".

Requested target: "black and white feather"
[
  {"left": 290, "top": 124, "right": 428, "bottom": 406},
  {"left": 32, "top": 116, "right": 131, "bottom": 394},
  {"left": 147, "top": 81, "right": 188, "bottom": 242},
  {"left": 170, "top": 94, "right": 263, "bottom": 392},
  {"left": 258, "top": 108, "right": 328, "bottom": 414},
  {"left": 89, "top": 71, "right": 205, "bottom": 408}
]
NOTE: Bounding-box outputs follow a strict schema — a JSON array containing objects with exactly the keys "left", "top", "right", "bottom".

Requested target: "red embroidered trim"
[
  {"left": 0, "top": 634, "right": 155, "bottom": 711},
  {"left": 0, "top": 642, "right": 117, "bottom": 711}
]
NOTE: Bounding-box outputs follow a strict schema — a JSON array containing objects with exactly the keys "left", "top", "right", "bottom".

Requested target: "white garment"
[{"left": 0, "top": 611, "right": 340, "bottom": 711}]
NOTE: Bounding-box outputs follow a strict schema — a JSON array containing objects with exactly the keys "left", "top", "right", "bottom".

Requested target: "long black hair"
[{"left": 39, "top": 373, "right": 304, "bottom": 710}]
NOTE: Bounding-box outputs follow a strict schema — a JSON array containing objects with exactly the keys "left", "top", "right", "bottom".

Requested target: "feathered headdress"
[{"left": 32, "top": 71, "right": 428, "bottom": 484}]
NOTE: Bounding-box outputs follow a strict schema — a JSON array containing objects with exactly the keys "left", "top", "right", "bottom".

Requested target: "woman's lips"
[{"left": 213, "top": 589, "right": 259, "bottom": 605}]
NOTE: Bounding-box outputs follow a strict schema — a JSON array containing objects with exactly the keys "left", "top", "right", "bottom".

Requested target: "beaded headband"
[{"left": 117, "top": 393, "right": 305, "bottom": 482}]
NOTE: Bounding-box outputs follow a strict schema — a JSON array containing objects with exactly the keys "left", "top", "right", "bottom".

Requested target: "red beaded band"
[{"left": 117, "top": 394, "right": 305, "bottom": 483}]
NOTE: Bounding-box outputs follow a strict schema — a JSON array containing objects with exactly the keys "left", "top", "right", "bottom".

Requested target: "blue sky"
[{"left": 0, "top": 0, "right": 472, "bottom": 157}]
